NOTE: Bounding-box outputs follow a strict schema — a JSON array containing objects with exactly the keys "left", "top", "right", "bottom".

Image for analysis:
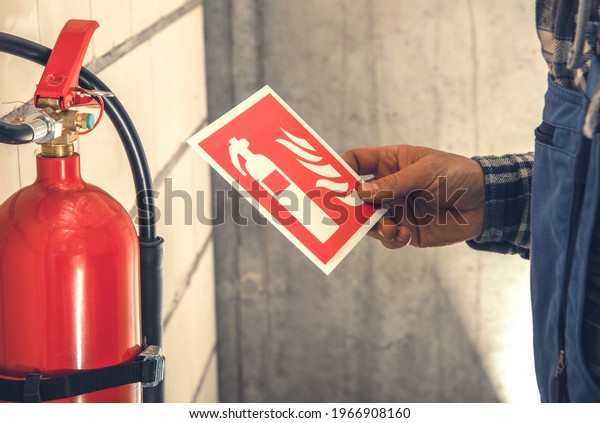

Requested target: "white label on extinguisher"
[{"left": 187, "top": 86, "right": 386, "bottom": 275}]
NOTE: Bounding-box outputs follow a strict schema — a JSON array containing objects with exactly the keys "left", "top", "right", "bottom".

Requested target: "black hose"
[
  {"left": 0, "top": 121, "right": 34, "bottom": 144},
  {"left": 139, "top": 237, "right": 165, "bottom": 402},
  {"left": 0, "top": 32, "right": 164, "bottom": 402},
  {"left": 77, "top": 70, "right": 157, "bottom": 241}
]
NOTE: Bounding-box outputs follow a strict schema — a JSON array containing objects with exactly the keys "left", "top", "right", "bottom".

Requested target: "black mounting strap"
[{"left": 0, "top": 345, "right": 164, "bottom": 403}]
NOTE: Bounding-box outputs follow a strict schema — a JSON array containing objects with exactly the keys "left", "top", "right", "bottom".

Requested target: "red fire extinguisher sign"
[{"left": 188, "top": 86, "right": 386, "bottom": 274}]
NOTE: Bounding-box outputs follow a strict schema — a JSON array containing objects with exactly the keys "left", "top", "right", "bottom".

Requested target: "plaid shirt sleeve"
[{"left": 466, "top": 153, "right": 534, "bottom": 259}]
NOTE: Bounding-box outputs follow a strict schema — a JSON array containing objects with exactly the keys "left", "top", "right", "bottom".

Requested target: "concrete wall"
[
  {"left": 0, "top": 0, "right": 217, "bottom": 402},
  {"left": 205, "top": 0, "right": 547, "bottom": 402}
]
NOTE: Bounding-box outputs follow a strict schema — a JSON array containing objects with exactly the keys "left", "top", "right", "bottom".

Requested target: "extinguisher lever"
[{"left": 34, "top": 19, "right": 99, "bottom": 110}]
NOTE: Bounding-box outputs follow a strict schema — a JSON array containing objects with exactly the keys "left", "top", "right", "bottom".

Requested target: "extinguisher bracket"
[
  {"left": 136, "top": 345, "right": 165, "bottom": 388},
  {"left": 23, "top": 373, "right": 43, "bottom": 403},
  {"left": 0, "top": 345, "right": 165, "bottom": 402}
]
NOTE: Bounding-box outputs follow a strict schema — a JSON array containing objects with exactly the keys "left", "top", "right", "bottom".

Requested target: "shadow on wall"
[{"left": 214, "top": 199, "right": 499, "bottom": 402}]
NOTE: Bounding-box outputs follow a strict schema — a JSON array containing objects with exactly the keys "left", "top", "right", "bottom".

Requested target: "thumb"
[{"left": 358, "top": 167, "right": 422, "bottom": 203}]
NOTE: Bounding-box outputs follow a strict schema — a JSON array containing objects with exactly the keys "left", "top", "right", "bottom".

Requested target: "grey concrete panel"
[{"left": 205, "top": 0, "right": 545, "bottom": 402}]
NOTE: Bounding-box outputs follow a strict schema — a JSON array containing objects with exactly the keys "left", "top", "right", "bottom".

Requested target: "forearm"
[{"left": 466, "top": 152, "right": 534, "bottom": 259}]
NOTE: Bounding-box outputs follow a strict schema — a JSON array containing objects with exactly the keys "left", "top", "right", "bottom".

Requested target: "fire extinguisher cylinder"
[{"left": 0, "top": 154, "right": 143, "bottom": 402}]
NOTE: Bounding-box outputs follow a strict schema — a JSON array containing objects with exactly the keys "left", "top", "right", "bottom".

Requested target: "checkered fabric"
[{"left": 466, "top": 153, "right": 534, "bottom": 259}]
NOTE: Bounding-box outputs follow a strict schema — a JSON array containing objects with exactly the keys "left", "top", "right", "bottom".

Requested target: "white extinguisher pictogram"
[{"left": 228, "top": 137, "right": 339, "bottom": 243}]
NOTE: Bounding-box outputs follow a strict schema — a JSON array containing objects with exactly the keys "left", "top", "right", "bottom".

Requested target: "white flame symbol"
[{"left": 275, "top": 128, "right": 363, "bottom": 207}]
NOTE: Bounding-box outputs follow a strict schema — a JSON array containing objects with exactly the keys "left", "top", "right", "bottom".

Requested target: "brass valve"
[
  {"left": 40, "top": 133, "right": 78, "bottom": 158},
  {"left": 39, "top": 109, "right": 95, "bottom": 158}
]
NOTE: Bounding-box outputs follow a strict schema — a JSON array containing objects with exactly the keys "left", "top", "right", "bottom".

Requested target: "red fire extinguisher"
[{"left": 0, "top": 20, "right": 164, "bottom": 402}]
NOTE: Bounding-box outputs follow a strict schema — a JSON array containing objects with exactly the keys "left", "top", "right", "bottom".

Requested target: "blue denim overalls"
[{"left": 531, "top": 55, "right": 600, "bottom": 402}]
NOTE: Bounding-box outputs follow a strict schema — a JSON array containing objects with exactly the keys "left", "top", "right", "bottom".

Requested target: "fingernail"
[
  {"left": 361, "top": 182, "right": 379, "bottom": 194},
  {"left": 396, "top": 232, "right": 412, "bottom": 245},
  {"left": 377, "top": 228, "right": 386, "bottom": 240}
]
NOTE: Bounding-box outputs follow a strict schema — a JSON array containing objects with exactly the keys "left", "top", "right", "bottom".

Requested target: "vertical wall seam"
[
  {"left": 203, "top": 0, "right": 241, "bottom": 403},
  {"left": 227, "top": 0, "right": 245, "bottom": 403},
  {"left": 255, "top": 0, "right": 273, "bottom": 402},
  {"left": 35, "top": 0, "right": 43, "bottom": 44}
]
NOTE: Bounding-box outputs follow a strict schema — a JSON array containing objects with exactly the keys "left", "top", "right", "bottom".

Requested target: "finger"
[
  {"left": 366, "top": 222, "right": 381, "bottom": 238},
  {"left": 367, "top": 230, "right": 380, "bottom": 240},
  {"left": 366, "top": 210, "right": 391, "bottom": 238},
  {"left": 376, "top": 217, "right": 399, "bottom": 241},
  {"left": 397, "top": 202, "right": 421, "bottom": 247},
  {"left": 341, "top": 147, "right": 397, "bottom": 176},
  {"left": 381, "top": 228, "right": 411, "bottom": 249},
  {"left": 366, "top": 217, "right": 398, "bottom": 242},
  {"left": 396, "top": 225, "right": 413, "bottom": 247},
  {"left": 381, "top": 239, "right": 408, "bottom": 249},
  {"left": 366, "top": 214, "right": 413, "bottom": 249},
  {"left": 359, "top": 166, "right": 423, "bottom": 203}
]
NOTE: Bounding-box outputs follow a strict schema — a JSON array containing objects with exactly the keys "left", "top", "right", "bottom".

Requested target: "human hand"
[{"left": 342, "top": 145, "right": 485, "bottom": 249}]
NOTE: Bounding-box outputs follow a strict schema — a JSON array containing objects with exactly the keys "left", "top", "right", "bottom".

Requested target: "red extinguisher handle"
[{"left": 34, "top": 19, "right": 99, "bottom": 110}]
